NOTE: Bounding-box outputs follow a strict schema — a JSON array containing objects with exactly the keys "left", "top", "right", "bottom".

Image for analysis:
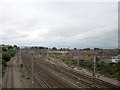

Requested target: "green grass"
[
  {"left": 64, "top": 60, "right": 72, "bottom": 67},
  {"left": 50, "top": 54, "right": 120, "bottom": 81},
  {"left": 0, "top": 53, "right": 1, "bottom": 57}
]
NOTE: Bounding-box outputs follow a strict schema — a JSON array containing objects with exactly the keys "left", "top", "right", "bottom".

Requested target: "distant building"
[{"left": 111, "top": 56, "right": 120, "bottom": 63}]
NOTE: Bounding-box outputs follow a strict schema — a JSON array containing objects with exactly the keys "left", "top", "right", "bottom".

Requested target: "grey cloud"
[{"left": 1, "top": 2, "right": 118, "bottom": 49}]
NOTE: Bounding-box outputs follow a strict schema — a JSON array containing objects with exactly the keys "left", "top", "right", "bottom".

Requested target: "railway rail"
[
  {"left": 22, "top": 54, "right": 74, "bottom": 88},
  {"left": 36, "top": 61, "right": 78, "bottom": 88},
  {"left": 22, "top": 53, "right": 92, "bottom": 88},
  {"left": 37, "top": 57, "right": 91, "bottom": 88},
  {"left": 22, "top": 56, "right": 50, "bottom": 88},
  {"left": 21, "top": 51, "right": 120, "bottom": 88},
  {"left": 36, "top": 56, "right": 120, "bottom": 88}
]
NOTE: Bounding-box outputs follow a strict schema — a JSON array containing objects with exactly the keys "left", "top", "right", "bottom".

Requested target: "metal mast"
[
  {"left": 31, "top": 47, "right": 34, "bottom": 87},
  {"left": 92, "top": 56, "right": 96, "bottom": 88}
]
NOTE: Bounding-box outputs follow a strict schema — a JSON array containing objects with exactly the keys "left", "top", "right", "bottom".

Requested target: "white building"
[{"left": 111, "top": 56, "right": 120, "bottom": 63}]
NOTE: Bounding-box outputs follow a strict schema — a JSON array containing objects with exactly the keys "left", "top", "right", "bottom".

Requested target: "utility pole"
[
  {"left": 77, "top": 49, "right": 80, "bottom": 69},
  {"left": 47, "top": 48, "right": 49, "bottom": 58},
  {"left": 26, "top": 47, "right": 27, "bottom": 54},
  {"left": 31, "top": 47, "right": 34, "bottom": 87},
  {"left": 15, "top": 48, "right": 19, "bottom": 66},
  {"left": 32, "top": 54, "right": 34, "bottom": 86},
  {"left": 92, "top": 56, "right": 96, "bottom": 88},
  {"left": 77, "top": 57, "right": 80, "bottom": 69},
  {"left": 16, "top": 48, "right": 19, "bottom": 61},
  {"left": 42, "top": 49, "right": 44, "bottom": 60},
  {"left": 20, "top": 48, "right": 22, "bottom": 67}
]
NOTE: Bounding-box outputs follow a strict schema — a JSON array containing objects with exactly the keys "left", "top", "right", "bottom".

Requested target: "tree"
[
  {"left": 60, "top": 48, "right": 63, "bottom": 51},
  {"left": 8, "top": 50, "right": 16, "bottom": 57},
  {"left": 45, "top": 47, "right": 48, "bottom": 49},
  {"left": 2, "top": 52, "right": 11, "bottom": 61},
  {"left": 2, "top": 49, "right": 16, "bottom": 61},
  {"left": 8, "top": 46, "right": 13, "bottom": 50},
  {"left": 13, "top": 45, "right": 17, "bottom": 48},
  {"left": 83, "top": 48, "right": 90, "bottom": 50},
  {"left": 39, "top": 47, "right": 44, "bottom": 49},
  {"left": 74, "top": 48, "right": 77, "bottom": 50},
  {"left": 94, "top": 48, "right": 100, "bottom": 50},
  {"left": 52, "top": 47, "right": 57, "bottom": 50}
]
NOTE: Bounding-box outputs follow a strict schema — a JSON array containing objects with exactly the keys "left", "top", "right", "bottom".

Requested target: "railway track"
[
  {"left": 37, "top": 58, "right": 92, "bottom": 88},
  {"left": 4, "top": 65, "right": 10, "bottom": 88},
  {"left": 22, "top": 53, "right": 82, "bottom": 88},
  {"left": 27, "top": 64, "right": 51, "bottom": 88},
  {"left": 37, "top": 69, "right": 68, "bottom": 88},
  {"left": 70, "top": 69, "right": 120, "bottom": 88},
  {"left": 22, "top": 56, "right": 50, "bottom": 88},
  {"left": 26, "top": 55, "right": 75, "bottom": 88},
  {"left": 34, "top": 72, "right": 51, "bottom": 88},
  {"left": 3, "top": 58, "right": 14, "bottom": 88},
  {"left": 21, "top": 52, "right": 120, "bottom": 88},
  {"left": 35, "top": 62, "right": 77, "bottom": 88},
  {"left": 22, "top": 53, "right": 96, "bottom": 88},
  {"left": 11, "top": 60, "right": 14, "bottom": 88},
  {"left": 22, "top": 54, "right": 71, "bottom": 88},
  {"left": 37, "top": 56, "right": 120, "bottom": 88},
  {"left": 22, "top": 53, "right": 91, "bottom": 88}
]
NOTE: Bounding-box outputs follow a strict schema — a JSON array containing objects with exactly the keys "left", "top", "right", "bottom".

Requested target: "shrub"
[
  {"left": 8, "top": 50, "right": 16, "bottom": 57},
  {"left": 2, "top": 52, "right": 11, "bottom": 61}
]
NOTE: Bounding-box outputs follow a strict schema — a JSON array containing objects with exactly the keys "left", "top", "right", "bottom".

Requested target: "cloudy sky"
[{"left": 0, "top": 0, "right": 118, "bottom": 49}]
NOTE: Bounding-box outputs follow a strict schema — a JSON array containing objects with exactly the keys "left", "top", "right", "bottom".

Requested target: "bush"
[
  {"left": 8, "top": 50, "right": 16, "bottom": 57},
  {"left": 2, "top": 52, "right": 11, "bottom": 61},
  {"left": 2, "top": 49, "right": 16, "bottom": 62}
]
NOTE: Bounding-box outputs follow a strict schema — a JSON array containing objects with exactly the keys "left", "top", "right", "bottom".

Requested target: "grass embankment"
[{"left": 51, "top": 54, "right": 120, "bottom": 81}]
